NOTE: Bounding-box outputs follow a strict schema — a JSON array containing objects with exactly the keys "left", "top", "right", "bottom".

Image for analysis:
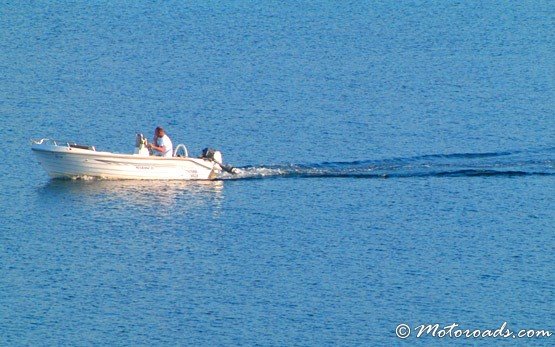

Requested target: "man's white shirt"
[{"left": 155, "top": 134, "right": 173, "bottom": 157}]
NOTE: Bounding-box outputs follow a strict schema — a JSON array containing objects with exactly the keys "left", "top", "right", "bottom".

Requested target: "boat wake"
[{"left": 220, "top": 147, "right": 555, "bottom": 180}]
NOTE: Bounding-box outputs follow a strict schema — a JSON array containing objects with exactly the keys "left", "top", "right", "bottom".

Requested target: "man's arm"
[
  {"left": 153, "top": 144, "right": 166, "bottom": 152},
  {"left": 148, "top": 143, "right": 166, "bottom": 153},
  {"left": 147, "top": 137, "right": 166, "bottom": 153}
]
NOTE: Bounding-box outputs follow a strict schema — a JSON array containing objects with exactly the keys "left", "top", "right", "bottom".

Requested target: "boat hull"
[{"left": 32, "top": 144, "right": 220, "bottom": 180}]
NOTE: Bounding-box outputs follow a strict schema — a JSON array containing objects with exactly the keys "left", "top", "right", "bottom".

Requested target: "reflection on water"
[{"left": 38, "top": 179, "right": 225, "bottom": 216}]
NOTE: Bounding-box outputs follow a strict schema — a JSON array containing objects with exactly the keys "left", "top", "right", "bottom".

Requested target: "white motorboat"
[{"left": 31, "top": 135, "right": 235, "bottom": 180}]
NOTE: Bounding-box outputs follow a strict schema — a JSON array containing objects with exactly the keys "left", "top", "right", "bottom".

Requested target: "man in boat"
[{"left": 147, "top": 126, "right": 173, "bottom": 157}]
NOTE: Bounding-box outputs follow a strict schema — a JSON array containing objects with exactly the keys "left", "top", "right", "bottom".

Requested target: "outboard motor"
[
  {"left": 134, "top": 133, "right": 149, "bottom": 156},
  {"left": 201, "top": 148, "right": 222, "bottom": 163},
  {"left": 201, "top": 148, "right": 214, "bottom": 159},
  {"left": 201, "top": 147, "right": 237, "bottom": 174}
]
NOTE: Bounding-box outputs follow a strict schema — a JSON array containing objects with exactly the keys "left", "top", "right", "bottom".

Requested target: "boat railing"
[
  {"left": 31, "top": 138, "right": 96, "bottom": 151},
  {"left": 174, "top": 144, "right": 189, "bottom": 157},
  {"left": 31, "top": 138, "right": 67, "bottom": 146}
]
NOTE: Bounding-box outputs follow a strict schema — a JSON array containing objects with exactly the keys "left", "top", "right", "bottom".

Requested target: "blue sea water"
[{"left": 1, "top": 1, "right": 554, "bottom": 345}]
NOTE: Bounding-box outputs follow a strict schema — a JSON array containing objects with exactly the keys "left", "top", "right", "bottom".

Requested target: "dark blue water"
[{"left": 1, "top": 1, "right": 554, "bottom": 345}]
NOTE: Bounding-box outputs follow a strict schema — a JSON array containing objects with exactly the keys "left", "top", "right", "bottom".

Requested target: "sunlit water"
[{"left": 1, "top": 1, "right": 553, "bottom": 345}]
